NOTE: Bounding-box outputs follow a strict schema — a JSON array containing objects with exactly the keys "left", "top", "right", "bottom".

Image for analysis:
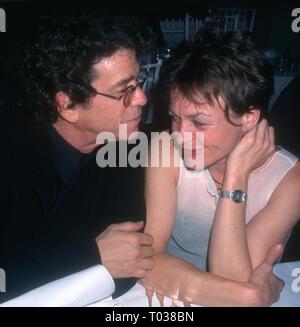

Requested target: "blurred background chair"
[{"left": 142, "top": 59, "right": 163, "bottom": 124}]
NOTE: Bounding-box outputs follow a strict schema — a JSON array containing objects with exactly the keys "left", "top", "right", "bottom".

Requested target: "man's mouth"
[{"left": 127, "top": 115, "right": 142, "bottom": 123}]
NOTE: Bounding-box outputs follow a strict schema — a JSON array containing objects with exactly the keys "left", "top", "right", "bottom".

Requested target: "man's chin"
[{"left": 117, "top": 121, "right": 141, "bottom": 141}]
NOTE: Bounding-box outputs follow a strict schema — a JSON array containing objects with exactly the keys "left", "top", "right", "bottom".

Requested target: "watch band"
[{"left": 219, "top": 189, "right": 247, "bottom": 203}]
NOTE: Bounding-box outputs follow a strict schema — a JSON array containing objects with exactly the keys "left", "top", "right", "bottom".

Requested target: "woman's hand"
[
  {"left": 226, "top": 119, "right": 275, "bottom": 179},
  {"left": 210, "top": 119, "right": 276, "bottom": 281},
  {"left": 139, "top": 253, "right": 194, "bottom": 307},
  {"left": 246, "top": 244, "right": 284, "bottom": 306}
]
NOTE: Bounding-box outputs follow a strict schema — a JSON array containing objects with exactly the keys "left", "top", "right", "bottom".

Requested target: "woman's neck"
[{"left": 208, "top": 158, "right": 227, "bottom": 188}]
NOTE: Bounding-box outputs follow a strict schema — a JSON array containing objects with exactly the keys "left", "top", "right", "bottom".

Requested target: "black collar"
[{"left": 49, "top": 126, "right": 82, "bottom": 184}]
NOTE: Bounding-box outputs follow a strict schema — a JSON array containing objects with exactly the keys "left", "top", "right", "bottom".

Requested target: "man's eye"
[
  {"left": 119, "top": 85, "right": 135, "bottom": 94},
  {"left": 126, "top": 85, "right": 136, "bottom": 92},
  {"left": 118, "top": 87, "right": 128, "bottom": 94}
]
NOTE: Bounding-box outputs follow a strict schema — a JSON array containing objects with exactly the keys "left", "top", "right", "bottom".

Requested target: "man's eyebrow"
[{"left": 112, "top": 75, "right": 136, "bottom": 89}]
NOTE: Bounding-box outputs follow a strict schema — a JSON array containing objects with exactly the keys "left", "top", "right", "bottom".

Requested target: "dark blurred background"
[{"left": 1, "top": 0, "right": 300, "bottom": 108}]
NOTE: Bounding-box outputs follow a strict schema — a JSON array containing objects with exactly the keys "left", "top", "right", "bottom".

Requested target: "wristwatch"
[{"left": 219, "top": 189, "right": 247, "bottom": 203}]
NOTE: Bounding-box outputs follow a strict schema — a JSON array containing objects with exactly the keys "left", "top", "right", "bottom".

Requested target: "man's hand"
[
  {"left": 247, "top": 244, "right": 284, "bottom": 306},
  {"left": 96, "top": 221, "right": 155, "bottom": 279}
]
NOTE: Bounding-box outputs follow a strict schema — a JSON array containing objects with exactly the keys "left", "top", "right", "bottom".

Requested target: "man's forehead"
[
  {"left": 93, "top": 48, "right": 139, "bottom": 83},
  {"left": 99, "top": 49, "right": 137, "bottom": 66}
]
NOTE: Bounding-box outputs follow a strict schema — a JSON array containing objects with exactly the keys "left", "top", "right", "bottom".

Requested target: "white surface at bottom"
[
  {"left": 1, "top": 262, "right": 299, "bottom": 307},
  {"left": 88, "top": 283, "right": 201, "bottom": 307}
]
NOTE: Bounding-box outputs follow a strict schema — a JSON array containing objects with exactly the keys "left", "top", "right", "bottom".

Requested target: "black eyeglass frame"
[{"left": 67, "top": 69, "right": 149, "bottom": 108}]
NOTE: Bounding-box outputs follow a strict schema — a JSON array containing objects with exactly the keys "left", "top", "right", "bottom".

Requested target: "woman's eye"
[
  {"left": 194, "top": 121, "right": 206, "bottom": 128},
  {"left": 170, "top": 116, "right": 180, "bottom": 122}
]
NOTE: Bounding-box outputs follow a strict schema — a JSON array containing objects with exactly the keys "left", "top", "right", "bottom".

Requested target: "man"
[{"left": 0, "top": 13, "right": 155, "bottom": 303}]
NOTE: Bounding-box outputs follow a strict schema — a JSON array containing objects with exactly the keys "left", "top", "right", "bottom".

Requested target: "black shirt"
[{"left": 0, "top": 113, "right": 145, "bottom": 302}]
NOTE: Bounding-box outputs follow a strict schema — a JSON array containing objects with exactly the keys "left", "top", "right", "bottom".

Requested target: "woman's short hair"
[{"left": 154, "top": 32, "right": 274, "bottom": 128}]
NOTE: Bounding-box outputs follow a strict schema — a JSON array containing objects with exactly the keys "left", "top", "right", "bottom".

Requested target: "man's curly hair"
[{"left": 19, "top": 13, "right": 154, "bottom": 123}]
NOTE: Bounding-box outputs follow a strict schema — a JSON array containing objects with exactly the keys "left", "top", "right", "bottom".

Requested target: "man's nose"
[{"left": 130, "top": 86, "right": 147, "bottom": 107}]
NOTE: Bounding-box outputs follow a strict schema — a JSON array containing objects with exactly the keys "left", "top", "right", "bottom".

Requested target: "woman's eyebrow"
[
  {"left": 168, "top": 111, "right": 179, "bottom": 118},
  {"left": 168, "top": 110, "right": 210, "bottom": 119},
  {"left": 186, "top": 111, "right": 210, "bottom": 118}
]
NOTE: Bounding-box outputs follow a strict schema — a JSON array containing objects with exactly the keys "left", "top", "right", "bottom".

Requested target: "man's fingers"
[
  {"left": 140, "top": 245, "right": 155, "bottom": 258},
  {"left": 138, "top": 257, "right": 155, "bottom": 270},
  {"left": 109, "top": 221, "right": 144, "bottom": 232},
  {"left": 263, "top": 244, "right": 284, "bottom": 266},
  {"left": 138, "top": 233, "right": 154, "bottom": 246},
  {"left": 131, "top": 258, "right": 155, "bottom": 278},
  {"left": 134, "top": 268, "right": 150, "bottom": 279}
]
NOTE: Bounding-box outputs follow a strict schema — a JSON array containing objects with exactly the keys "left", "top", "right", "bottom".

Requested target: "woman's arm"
[
  {"left": 246, "top": 162, "right": 300, "bottom": 268},
  {"left": 144, "top": 136, "right": 178, "bottom": 253},
  {"left": 140, "top": 245, "right": 283, "bottom": 307},
  {"left": 209, "top": 120, "right": 300, "bottom": 281}
]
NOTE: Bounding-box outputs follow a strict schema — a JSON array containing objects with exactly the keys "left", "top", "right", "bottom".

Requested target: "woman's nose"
[
  {"left": 179, "top": 121, "right": 193, "bottom": 135},
  {"left": 172, "top": 121, "right": 194, "bottom": 145}
]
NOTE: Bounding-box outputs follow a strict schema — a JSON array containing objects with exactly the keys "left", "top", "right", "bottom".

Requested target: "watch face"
[{"left": 232, "top": 190, "right": 245, "bottom": 203}]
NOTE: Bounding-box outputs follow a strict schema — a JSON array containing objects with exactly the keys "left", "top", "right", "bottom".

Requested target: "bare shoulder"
[
  {"left": 270, "top": 160, "right": 300, "bottom": 202},
  {"left": 281, "top": 160, "right": 300, "bottom": 185}
]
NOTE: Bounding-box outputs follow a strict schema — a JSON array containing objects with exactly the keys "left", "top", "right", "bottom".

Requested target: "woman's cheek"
[{"left": 171, "top": 121, "right": 180, "bottom": 132}]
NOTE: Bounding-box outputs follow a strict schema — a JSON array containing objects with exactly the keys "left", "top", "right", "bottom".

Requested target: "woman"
[{"left": 141, "top": 33, "right": 300, "bottom": 306}]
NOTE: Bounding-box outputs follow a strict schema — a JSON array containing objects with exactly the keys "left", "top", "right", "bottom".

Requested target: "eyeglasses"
[
  {"left": 72, "top": 69, "right": 148, "bottom": 108},
  {"left": 92, "top": 69, "right": 149, "bottom": 107}
]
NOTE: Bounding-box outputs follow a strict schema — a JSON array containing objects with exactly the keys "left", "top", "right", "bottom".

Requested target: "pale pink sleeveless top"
[{"left": 166, "top": 147, "right": 298, "bottom": 270}]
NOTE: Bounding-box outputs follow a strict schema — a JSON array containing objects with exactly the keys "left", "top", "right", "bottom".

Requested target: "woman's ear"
[
  {"left": 241, "top": 107, "right": 261, "bottom": 133},
  {"left": 55, "top": 91, "right": 79, "bottom": 124}
]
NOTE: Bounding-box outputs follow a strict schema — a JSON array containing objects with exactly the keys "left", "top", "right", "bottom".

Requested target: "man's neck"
[{"left": 52, "top": 120, "right": 97, "bottom": 154}]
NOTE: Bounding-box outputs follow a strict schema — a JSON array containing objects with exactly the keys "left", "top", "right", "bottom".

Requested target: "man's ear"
[
  {"left": 55, "top": 91, "right": 79, "bottom": 123},
  {"left": 241, "top": 107, "right": 261, "bottom": 133}
]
